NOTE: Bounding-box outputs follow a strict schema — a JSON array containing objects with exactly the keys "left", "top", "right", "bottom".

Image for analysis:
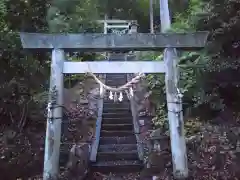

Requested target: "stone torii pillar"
[
  {"left": 44, "top": 49, "right": 64, "bottom": 180},
  {"left": 160, "top": 0, "right": 188, "bottom": 178}
]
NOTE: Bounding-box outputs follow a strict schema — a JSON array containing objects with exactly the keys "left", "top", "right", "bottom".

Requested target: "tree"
[
  {"left": 0, "top": 0, "right": 50, "bottom": 128},
  {"left": 196, "top": 0, "right": 240, "bottom": 110},
  {"left": 47, "top": 0, "right": 100, "bottom": 33}
]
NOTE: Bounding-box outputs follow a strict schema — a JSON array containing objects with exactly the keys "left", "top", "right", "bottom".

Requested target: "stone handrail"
[
  {"left": 128, "top": 85, "right": 144, "bottom": 161},
  {"left": 126, "top": 53, "right": 144, "bottom": 161},
  {"left": 89, "top": 74, "right": 105, "bottom": 162},
  {"left": 126, "top": 52, "right": 153, "bottom": 164}
]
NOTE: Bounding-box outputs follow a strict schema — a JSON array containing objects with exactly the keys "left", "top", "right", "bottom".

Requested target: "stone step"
[
  {"left": 91, "top": 160, "right": 143, "bottom": 173},
  {"left": 102, "top": 107, "right": 131, "bottom": 113},
  {"left": 106, "top": 76, "right": 127, "bottom": 80},
  {"left": 103, "top": 102, "right": 130, "bottom": 109},
  {"left": 102, "top": 112, "right": 131, "bottom": 118},
  {"left": 106, "top": 76, "right": 126, "bottom": 79},
  {"left": 99, "top": 136, "right": 136, "bottom": 144},
  {"left": 98, "top": 144, "right": 137, "bottom": 153},
  {"left": 84, "top": 172, "right": 147, "bottom": 180},
  {"left": 106, "top": 73, "right": 127, "bottom": 77},
  {"left": 59, "top": 152, "right": 68, "bottom": 167},
  {"left": 105, "top": 80, "right": 127, "bottom": 84},
  {"left": 103, "top": 103, "right": 130, "bottom": 107},
  {"left": 106, "top": 77, "right": 127, "bottom": 80},
  {"left": 97, "top": 151, "right": 139, "bottom": 161},
  {"left": 105, "top": 81, "right": 127, "bottom": 85},
  {"left": 101, "top": 130, "right": 134, "bottom": 137},
  {"left": 101, "top": 123, "right": 133, "bottom": 131},
  {"left": 103, "top": 97, "right": 129, "bottom": 102},
  {"left": 103, "top": 100, "right": 130, "bottom": 104},
  {"left": 103, "top": 100, "right": 129, "bottom": 105},
  {"left": 102, "top": 117, "right": 132, "bottom": 124},
  {"left": 106, "top": 81, "right": 126, "bottom": 84},
  {"left": 106, "top": 78, "right": 126, "bottom": 81}
]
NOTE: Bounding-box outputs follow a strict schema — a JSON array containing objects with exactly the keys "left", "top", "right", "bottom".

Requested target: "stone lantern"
[
  {"left": 149, "top": 128, "right": 170, "bottom": 153},
  {"left": 149, "top": 129, "right": 162, "bottom": 153}
]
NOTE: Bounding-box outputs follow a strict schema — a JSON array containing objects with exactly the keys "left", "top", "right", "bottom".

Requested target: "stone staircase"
[{"left": 87, "top": 73, "right": 143, "bottom": 179}]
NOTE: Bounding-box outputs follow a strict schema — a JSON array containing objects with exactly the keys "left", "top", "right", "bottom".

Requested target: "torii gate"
[
  {"left": 19, "top": 23, "right": 208, "bottom": 180},
  {"left": 96, "top": 19, "right": 135, "bottom": 34}
]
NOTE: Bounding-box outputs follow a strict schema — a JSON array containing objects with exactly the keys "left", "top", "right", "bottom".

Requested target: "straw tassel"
[
  {"left": 109, "top": 91, "right": 113, "bottom": 100},
  {"left": 118, "top": 92, "right": 123, "bottom": 102},
  {"left": 129, "top": 87, "right": 134, "bottom": 98},
  {"left": 99, "top": 84, "right": 105, "bottom": 98},
  {"left": 125, "top": 90, "right": 131, "bottom": 100}
]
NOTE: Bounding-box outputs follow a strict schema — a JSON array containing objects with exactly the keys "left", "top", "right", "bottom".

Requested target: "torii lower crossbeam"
[{"left": 63, "top": 61, "right": 166, "bottom": 74}]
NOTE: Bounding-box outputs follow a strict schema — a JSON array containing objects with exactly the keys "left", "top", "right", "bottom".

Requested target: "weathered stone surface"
[
  {"left": 132, "top": 79, "right": 155, "bottom": 117},
  {"left": 63, "top": 61, "right": 166, "bottom": 74},
  {"left": 141, "top": 150, "right": 171, "bottom": 177},
  {"left": 126, "top": 54, "right": 154, "bottom": 170},
  {"left": 150, "top": 128, "right": 163, "bottom": 139},
  {"left": 62, "top": 75, "right": 104, "bottom": 119},
  {"left": 82, "top": 75, "right": 104, "bottom": 119},
  {"left": 20, "top": 32, "right": 209, "bottom": 51},
  {"left": 79, "top": 99, "right": 88, "bottom": 104},
  {"left": 149, "top": 128, "right": 171, "bottom": 151},
  {"left": 62, "top": 143, "right": 90, "bottom": 180},
  {"left": 87, "top": 88, "right": 99, "bottom": 114}
]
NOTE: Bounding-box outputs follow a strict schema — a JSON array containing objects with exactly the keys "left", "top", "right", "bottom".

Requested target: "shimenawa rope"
[{"left": 85, "top": 71, "right": 145, "bottom": 102}]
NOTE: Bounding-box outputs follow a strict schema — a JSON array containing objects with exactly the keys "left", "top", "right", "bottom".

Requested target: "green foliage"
[
  {"left": 0, "top": 0, "right": 50, "bottom": 131},
  {"left": 146, "top": 0, "right": 240, "bottom": 132},
  {"left": 145, "top": 0, "right": 220, "bottom": 131},
  {"left": 196, "top": 0, "right": 240, "bottom": 109},
  {"left": 152, "top": 104, "right": 168, "bottom": 129},
  {"left": 47, "top": 0, "right": 101, "bottom": 33}
]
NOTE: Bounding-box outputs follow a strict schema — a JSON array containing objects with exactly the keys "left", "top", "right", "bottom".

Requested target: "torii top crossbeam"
[
  {"left": 96, "top": 19, "right": 137, "bottom": 24},
  {"left": 19, "top": 31, "right": 209, "bottom": 52}
]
